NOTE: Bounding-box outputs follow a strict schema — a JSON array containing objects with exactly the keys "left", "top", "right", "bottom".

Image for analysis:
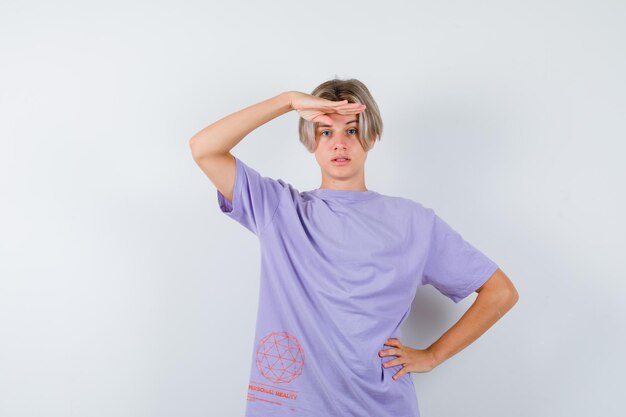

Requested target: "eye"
[{"left": 319, "top": 128, "right": 358, "bottom": 139}]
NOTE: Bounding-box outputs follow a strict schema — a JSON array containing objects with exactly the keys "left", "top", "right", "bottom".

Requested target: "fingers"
[
  {"left": 298, "top": 97, "right": 365, "bottom": 116},
  {"left": 384, "top": 338, "right": 402, "bottom": 347},
  {"left": 328, "top": 101, "right": 365, "bottom": 109},
  {"left": 336, "top": 103, "right": 366, "bottom": 111},
  {"left": 336, "top": 107, "right": 366, "bottom": 115},
  {"left": 379, "top": 347, "right": 398, "bottom": 357},
  {"left": 382, "top": 358, "right": 403, "bottom": 368},
  {"left": 380, "top": 339, "right": 402, "bottom": 357},
  {"left": 312, "top": 114, "right": 334, "bottom": 126},
  {"left": 392, "top": 366, "right": 408, "bottom": 381},
  {"left": 332, "top": 106, "right": 366, "bottom": 116},
  {"left": 380, "top": 338, "right": 409, "bottom": 381}
]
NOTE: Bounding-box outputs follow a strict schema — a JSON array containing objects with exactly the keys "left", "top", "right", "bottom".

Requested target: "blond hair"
[{"left": 298, "top": 78, "right": 383, "bottom": 153}]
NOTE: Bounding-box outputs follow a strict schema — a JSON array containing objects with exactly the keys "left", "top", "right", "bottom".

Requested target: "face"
[{"left": 312, "top": 113, "right": 373, "bottom": 189}]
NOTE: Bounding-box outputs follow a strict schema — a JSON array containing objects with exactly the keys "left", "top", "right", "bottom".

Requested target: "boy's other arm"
[
  {"left": 379, "top": 268, "right": 519, "bottom": 380},
  {"left": 426, "top": 268, "right": 519, "bottom": 368},
  {"left": 188, "top": 91, "right": 294, "bottom": 203}
]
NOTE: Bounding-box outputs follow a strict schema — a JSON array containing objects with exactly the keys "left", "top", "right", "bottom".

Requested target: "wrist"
[
  {"left": 281, "top": 91, "right": 295, "bottom": 111},
  {"left": 426, "top": 346, "right": 442, "bottom": 369}
]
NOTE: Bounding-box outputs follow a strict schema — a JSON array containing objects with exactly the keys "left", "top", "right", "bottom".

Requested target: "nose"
[{"left": 333, "top": 134, "right": 349, "bottom": 149}]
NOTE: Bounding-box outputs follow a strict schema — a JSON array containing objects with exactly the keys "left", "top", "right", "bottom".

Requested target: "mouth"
[{"left": 331, "top": 157, "right": 351, "bottom": 166}]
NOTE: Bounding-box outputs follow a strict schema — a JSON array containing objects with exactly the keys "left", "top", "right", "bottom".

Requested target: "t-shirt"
[{"left": 216, "top": 156, "right": 499, "bottom": 417}]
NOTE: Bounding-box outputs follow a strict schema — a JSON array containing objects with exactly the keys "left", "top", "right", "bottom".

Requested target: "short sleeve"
[
  {"left": 216, "top": 156, "right": 286, "bottom": 236},
  {"left": 421, "top": 210, "right": 499, "bottom": 303}
]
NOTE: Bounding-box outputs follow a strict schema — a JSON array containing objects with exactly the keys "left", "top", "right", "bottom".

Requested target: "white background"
[{"left": 1, "top": 1, "right": 624, "bottom": 416}]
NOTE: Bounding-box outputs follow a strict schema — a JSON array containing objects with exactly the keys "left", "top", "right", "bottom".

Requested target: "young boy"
[{"left": 189, "top": 78, "right": 519, "bottom": 417}]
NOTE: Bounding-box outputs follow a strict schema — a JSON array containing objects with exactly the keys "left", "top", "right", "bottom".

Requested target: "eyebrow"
[{"left": 316, "top": 119, "right": 358, "bottom": 129}]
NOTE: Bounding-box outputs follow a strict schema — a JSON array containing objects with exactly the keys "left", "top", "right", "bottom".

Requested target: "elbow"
[
  {"left": 479, "top": 286, "right": 519, "bottom": 316},
  {"left": 188, "top": 136, "right": 212, "bottom": 161},
  {"left": 188, "top": 136, "right": 228, "bottom": 161},
  {"left": 189, "top": 136, "right": 202, "bottom": 157},
  {"left": 503, "top": 286, "right": 519, "bottom": 311},
  {"left": 188, "top": 136, "right": 198, "bottom": 157}
]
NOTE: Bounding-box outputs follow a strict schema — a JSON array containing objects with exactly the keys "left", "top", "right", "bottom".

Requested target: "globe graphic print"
[{"left": 256, "top": 331, "right": 305, "bottom": 384}]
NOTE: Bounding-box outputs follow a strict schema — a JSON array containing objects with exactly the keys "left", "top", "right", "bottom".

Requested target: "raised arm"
[
  {"left": 188, "top": 92, "right": 294, "bottom": 203},
  {"left": 188, "top": 91, "right": 365, "bottom": 203}
]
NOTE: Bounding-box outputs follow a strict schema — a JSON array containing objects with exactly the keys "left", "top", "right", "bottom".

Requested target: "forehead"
[{"left": 316, "top": 115, "right": 359, "bottom": 129}]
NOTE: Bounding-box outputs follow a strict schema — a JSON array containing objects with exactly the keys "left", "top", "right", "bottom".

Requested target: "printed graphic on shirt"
[
  {"left": 255, "top": 331, "right": 305, "bottom": 383},
  {"left": 246, "top": 331, "right": 305, "bottom": 412}
]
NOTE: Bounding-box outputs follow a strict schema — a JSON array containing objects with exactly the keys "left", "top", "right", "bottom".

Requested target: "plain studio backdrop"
[{"left": 1, "top": 1, "right": 624, "bottom": 416}]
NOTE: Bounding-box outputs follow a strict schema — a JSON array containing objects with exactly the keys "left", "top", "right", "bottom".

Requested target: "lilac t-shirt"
[{"left": 216, "top": 156, "right": 498, "bottom": 417}]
